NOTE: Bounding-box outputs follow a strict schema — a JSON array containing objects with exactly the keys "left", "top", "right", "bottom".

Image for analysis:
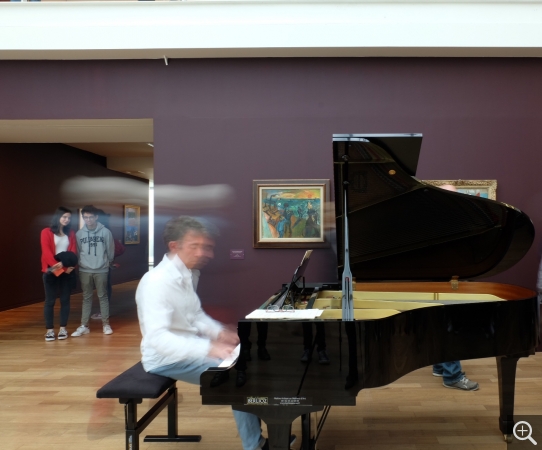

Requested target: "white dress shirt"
[{"left": 136, "top": 253, "right": 223, "bottom": 371}]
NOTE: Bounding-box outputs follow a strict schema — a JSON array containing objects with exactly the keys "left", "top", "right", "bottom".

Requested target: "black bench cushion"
[{"left": 97, "top": 362, "right": 176, "bottom": 399}]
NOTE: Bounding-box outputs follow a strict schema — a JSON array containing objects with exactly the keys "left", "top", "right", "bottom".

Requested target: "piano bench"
[{"left": 96, "top": 362, "right": 201, "bottom": 450}]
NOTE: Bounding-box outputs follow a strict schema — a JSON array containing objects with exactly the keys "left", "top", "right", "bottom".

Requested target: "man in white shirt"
[{"left": 136, "top": 216, "right": 266, "bottom": 450}]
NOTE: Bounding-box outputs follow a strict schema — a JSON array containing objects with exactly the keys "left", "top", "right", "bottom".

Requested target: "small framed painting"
[
  {"left": 124, "top": 205, "right": 140, "bottom": 245},
  {"left": 422, "top": 180, "right": 497, "bottom": 200},
  {"left": 253, "top": 179, "right": 330, "bottom": 248}
]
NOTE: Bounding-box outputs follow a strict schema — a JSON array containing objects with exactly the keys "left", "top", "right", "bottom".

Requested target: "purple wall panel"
[{"left": 1, "top": 58, "right": 541, "bottom": 321}]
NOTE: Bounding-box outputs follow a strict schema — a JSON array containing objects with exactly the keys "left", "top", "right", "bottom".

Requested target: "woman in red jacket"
[{"left": 41, "top": 207, "right": 77, "bottom": 341}]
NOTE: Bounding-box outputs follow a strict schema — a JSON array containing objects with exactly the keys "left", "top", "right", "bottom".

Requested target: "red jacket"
[{"left": 40, "top": 228, "right": 77, "bottom": 273}]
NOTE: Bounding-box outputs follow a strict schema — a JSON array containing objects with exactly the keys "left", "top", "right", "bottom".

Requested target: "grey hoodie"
[{"left": 76, "top": 222, "right": 115, "bottom": 273}]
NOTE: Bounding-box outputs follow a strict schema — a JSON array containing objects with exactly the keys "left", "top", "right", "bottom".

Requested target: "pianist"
[{"left": 135, "top": 216, "right": 267, "bottom": 450}]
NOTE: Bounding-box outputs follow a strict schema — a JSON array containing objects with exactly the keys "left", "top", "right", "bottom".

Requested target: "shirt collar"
[{"left": 165, "top": 253, "right": 193, "bottom": 281}]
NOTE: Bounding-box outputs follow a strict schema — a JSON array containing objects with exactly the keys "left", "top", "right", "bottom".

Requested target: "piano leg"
[
  {"left": 233, "top": 405, "right": 323, "bottom": 450},
  {"left": 496, "top": 355, "right": 521, "bottom": 442},
  {"left": 301, "top": 413, "right": 312, "bottom": 450}
]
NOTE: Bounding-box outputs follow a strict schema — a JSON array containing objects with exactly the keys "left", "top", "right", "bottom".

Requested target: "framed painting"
[
  {"left": 422, "top": 180, "right": 497, "bottom": 200},
  {"left": 124, "top": 205, "right": 140, "bottom": 245},
  {"left": 253, "top": 179, "right": 330, "bottom": 248}
]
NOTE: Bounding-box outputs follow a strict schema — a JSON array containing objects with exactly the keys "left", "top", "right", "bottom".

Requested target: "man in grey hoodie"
[{"left": 72, "top": 205, "right": 115, "bottom": 336}]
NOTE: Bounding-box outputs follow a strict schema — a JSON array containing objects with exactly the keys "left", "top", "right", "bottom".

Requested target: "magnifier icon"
[{"left": 513, "top": 421, "right": 537, "bottom": 445}]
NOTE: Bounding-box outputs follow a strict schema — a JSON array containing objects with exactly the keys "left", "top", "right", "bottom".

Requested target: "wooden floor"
[{"left": 1, "top": 282, "right": 541, "bottom": 450}]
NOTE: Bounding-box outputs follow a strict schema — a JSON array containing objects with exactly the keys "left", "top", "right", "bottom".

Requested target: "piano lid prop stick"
[{"left": 342, "top": 191, "right": 354, "bottom": 321}]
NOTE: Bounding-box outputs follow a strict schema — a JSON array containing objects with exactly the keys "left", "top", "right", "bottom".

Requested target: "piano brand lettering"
[
  {"left": 272, "top": 396, "right": 310, "bottom": 406},
  {"left": 246, "top": 397, "right": 268, "bottom": 405}
]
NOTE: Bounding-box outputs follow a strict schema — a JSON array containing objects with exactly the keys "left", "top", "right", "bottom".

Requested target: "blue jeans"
[
  {"left": 43, "top": 272, "right": 71, "bottom": 329},
  {"left": 150, "top": 359, "right": 263, "bottom": 450},
  {"left": 433, "top": 361, "right": 463, "bottom": 385}
]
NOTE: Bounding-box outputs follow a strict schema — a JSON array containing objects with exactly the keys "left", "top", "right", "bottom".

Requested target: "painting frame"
[
  {"left": 124, "top": 205, "right": 140, "bottom": 245},
  {"left": 422, "top": 179, "right": 497, "bottom": 200},
  {"left": 253, "top": 179, "right": 330, "bottom": 248}
]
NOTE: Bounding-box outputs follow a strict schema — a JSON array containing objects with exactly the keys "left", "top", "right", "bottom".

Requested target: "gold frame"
[
  {"left": 124, "top": 205, "right": 140, "bottom": 245},
  {"left": 253, "top": 179, "right": 330, "bottom": 248},
  {"left": 422, "top": 179, "right": 497, "bottom": 200}
]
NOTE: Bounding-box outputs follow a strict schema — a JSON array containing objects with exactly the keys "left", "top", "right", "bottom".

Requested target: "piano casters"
[{"left": 496, "top": 354, "right": 524, "bottom": 443}]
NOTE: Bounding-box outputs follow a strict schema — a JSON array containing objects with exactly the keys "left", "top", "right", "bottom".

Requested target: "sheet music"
[
  {"left": 218, "top": 344, "right": 240, "bottom": 368},
  {"left": 245, "top": 309, "right": 324, "bottom": 320}
]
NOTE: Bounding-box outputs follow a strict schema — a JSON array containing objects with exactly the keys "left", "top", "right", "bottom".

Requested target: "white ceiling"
[
  {"left": 0, "top": 119, "right": 154, "bottom": 180},
  {"left": 2, "top": 1, "right": 542, "bottom": 60}
]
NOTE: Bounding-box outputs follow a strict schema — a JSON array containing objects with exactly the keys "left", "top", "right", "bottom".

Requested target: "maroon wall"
[
  {"left": 1, "top": 58, "right": 541, "bottom": 321},
  {"left": 0, "top": 143, "right": 149, "bottom": 311}
]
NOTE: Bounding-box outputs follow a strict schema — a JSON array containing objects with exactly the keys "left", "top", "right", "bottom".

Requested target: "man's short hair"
[
  {"left": 81, "top": 205, "right": 100, "bottom": 216},
  {"left": 163, "top": 216, "right": 218, "bottom": 247}
]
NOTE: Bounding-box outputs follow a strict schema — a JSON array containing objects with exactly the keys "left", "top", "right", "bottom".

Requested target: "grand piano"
[{"left": 201, "top": 134, "right": 540, "bottom": 449}]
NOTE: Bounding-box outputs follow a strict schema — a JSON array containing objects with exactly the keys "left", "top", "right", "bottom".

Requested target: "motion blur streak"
[{"left": 61, "top": 176, "right": 235, "bottom": 209}]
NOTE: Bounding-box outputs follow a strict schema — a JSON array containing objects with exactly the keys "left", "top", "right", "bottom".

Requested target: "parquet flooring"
[{"left": 0, "top": 281, "right": 541, "bottom": 450}]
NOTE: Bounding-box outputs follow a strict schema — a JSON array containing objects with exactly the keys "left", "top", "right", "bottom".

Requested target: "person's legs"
[
  {"left": 440, "top": 361, "right": 463, "bottom": 385},
  {"left": 256, "top": 322, "right": 268, "bottom": 349},
  {"left": 314, "top": 323, "right": 326, "bottom": 352},
  {"left": 256, "top": 323, "right": 270, "bottom": 360},
  {"left": 57, "top": 273, "right": 71, "bottom": 328},
  {"left": 314, "top": 323, "right": 329, "bottom": 364},
  {"left": 151, "top": 359, "right": 263, "bottom": 450},
  {"left": 232, "top": 410, "right": 264, "bottom": 450},
  {"left": 43, "top": 273, "right": 58, "bottom": 329},
  {"left": 238, "top": 321, "right": 252, "bottom": 362},
  {"left": 301, "top": 323, "right": 313, "bottom": 362},
  {"left": 432, "top": 363, "right": 443, "bottom": 375},
  {"left": 79, "top": 271, "right": 94, "bottom": 326},
  {"left": 93, "top": 272, "right": 110, "bottom": 326},
  {"left": 107, "top": 267, "right": 112, "bottom": 303},
  {"left": 302, "top": 322, "right": 313, "bottom": 350}
]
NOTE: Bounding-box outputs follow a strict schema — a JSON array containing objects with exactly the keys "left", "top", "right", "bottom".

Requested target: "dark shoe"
[
  {"left": 300, "top": 349, "right": 311, "bottom": 363},
  {"left": 236, "top": 370, "right": 247, "bottom": 387},
  {"left": 257, "top": 348, "right": 271, "bottom": 361},
  {"left": 318, "top": 350, "right": 330, "bottom": 365},
  {"left": 241, "top": 347, "right": 252, "bottom": 362},
  {"left": 210, "top": 370, "right": 229, "bottom": 387}
]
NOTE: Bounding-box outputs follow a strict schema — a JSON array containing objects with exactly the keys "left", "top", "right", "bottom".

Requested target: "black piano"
[{"left": 201, "top": 134, "right": 539, "bottom": 450}]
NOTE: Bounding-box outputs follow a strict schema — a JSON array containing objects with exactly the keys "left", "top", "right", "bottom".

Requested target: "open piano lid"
[{"left": 333, "top": 134, "right": 534, "bottom": 281}]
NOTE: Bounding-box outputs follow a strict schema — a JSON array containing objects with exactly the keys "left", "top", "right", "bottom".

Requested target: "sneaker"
[
  {"left": 443, "top": 376, "right": 479, "bottom": 391},
  {"left": 300, "top": 349, "right": 311, "bottom": 363},
  {"left": 103, "top": 325, "right": 113, "bottom": 335},
  {"left": 57, "top": 328, "right": 68, "bottom": 340},
  {"left": 318, "top": 349, "right": 330, "bottom": 365},
  {"left": 71, "top": 325, "right": 90, "bottom": 337},
  {"left": 45, "top": 330, "right": 55, "bottom": 341},
  {"left": 91, "top": 313, "right": 102, "bottom": 320}
]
